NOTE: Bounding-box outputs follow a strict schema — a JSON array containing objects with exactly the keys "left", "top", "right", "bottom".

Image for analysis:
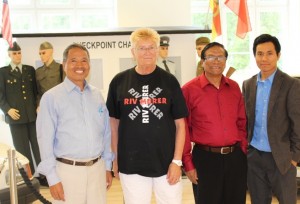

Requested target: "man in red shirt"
[{"left": 182, "top": 42, "right": 247, "bottom": 204}]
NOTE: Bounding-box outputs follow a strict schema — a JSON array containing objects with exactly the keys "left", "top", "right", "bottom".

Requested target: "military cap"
[
  {"left": 39, "top": 41, "right": 53, "bottom": 50},
  {"left": 8, "top": 42, "right": 21, "bottom": 51},
  {"left": 196, "top": 37, "right": 210, "bottom": 46},
  {"left": 160, "top": 36, "right": 170, "bottom": 46}
]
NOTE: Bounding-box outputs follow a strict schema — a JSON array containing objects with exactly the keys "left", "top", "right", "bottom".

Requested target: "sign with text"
[{"left": 18, "top": 34, "right": 197, "bottom": 98}]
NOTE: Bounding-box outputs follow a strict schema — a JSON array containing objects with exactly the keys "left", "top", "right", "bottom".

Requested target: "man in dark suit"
[
  {"left": 0, "top": 42, "right": 41, "bottom": 174},
  {"left": 242, "top": 34, "right": 300, "bottom": 204},
  {"left": 156, "top": 36, "right": 176, "bottom": 75}
]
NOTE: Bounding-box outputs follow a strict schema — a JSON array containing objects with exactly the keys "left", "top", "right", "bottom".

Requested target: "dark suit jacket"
[
  {"left": 242, "top": 69, "right": 300, "bottom": 174},
  {"left": 0, "top": 64, "right": 37, "bottom": 124}
]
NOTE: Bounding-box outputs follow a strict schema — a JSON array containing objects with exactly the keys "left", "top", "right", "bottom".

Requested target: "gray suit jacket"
[{"left": 242, "top": 69, "right": 300, "bottom": 174}]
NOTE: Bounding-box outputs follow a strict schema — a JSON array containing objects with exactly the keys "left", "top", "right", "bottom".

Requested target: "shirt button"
[{"left": 24, "top": 97, "right": 27, "bottom": 100}]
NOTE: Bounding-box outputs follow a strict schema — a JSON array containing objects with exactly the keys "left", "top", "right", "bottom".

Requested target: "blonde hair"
[{"left": 130, "top": 27, "right": 160, "bottom": 48}]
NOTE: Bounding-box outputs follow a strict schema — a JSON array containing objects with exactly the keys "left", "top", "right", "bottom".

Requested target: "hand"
[
  {"left": 50, "top": 182, "right": 65, "bottom": 201},
  {"left": 36, "top": 106, "right": 40, "bottom": 113},
  {"left": 7, "top": 108, "right": 20, "bottom": 120},
  {"left": 185, "top": 169, "right": 198, "bottom": 185},
  {"left": 166, "top": 163, "right": 182, "bottom": 185},
  {"left": 112, "top": 160, "right": 119, "bottom": 180},
  {"left": 291, "top": 160, "right": 298, "bottom": 167},
  {"left": 106, "top": 171, "right": 113, "bottom": 190}
]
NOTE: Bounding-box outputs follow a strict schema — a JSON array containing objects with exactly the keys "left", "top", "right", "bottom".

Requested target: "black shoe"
[{"left": 37, "top": 176, "right": 49, "bottom": 187}]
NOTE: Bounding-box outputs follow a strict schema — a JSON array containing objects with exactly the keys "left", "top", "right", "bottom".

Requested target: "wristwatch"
[{"left": 172, "top": 159, "right": 183, "bottom": 166}]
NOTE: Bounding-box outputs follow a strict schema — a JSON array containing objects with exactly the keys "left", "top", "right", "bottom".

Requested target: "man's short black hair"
[
  {"left": 253, "top": 34, "right": 281, "bottom": 56},
  {"left": 200, "top": 42, "right": 228, "bottom": 60}
]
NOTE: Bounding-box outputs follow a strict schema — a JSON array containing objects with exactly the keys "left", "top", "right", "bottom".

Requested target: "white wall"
[
  {"left": 117, "top": 0, "right": 191, "bottom": 27},
  {"left": 0, "top": 121, "right": 13, "bottom": 146}
]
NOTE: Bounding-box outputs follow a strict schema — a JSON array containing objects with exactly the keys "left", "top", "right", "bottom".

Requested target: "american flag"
[{"left": 2, "top": 0, "right": 13, "bottom": 47}]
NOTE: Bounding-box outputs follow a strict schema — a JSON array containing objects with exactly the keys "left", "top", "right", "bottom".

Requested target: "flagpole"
[{"left": 205, "top": 0, "right": 210, "bottom": 30}]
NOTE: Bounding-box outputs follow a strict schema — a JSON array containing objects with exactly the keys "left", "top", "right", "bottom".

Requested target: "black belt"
[
  {"left": 195, "top": 143, "right": 238, "bottom": 154},
  {"left": 56, "top": 157, "right": 101, "bottom": 166}
]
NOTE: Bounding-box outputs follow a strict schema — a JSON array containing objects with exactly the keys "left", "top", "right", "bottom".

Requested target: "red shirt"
[{"left": 182, "top": 74, "right": 247, "bottom": 171}]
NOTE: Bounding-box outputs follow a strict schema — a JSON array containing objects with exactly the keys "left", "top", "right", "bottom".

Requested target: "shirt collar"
[
  {"left": 158, "top": 56, "right": 166, "bottom": 62},
  {"left": 10, "top": 63, "right": 22, "bottom": 70},
  {"left": 44, "top": 60, "right": 55, "bottom": 68},
  {"left": 257, "top": 69, "right": 277, "bottom": 83},
  {"left": 64, "top": 77, "right": 90, "bottom": 93},
  {"left": 199, "top": 74, "right": 229, "bottom": 88}
]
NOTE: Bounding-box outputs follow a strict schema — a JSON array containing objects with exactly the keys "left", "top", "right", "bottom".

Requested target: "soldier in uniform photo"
[
  {"left": 0, "top": 42, "right": 41, "bottom": 176},
  {"left": 157, "top": 36, "right": 176, "bottom": 75},
  {"left": 195, "top": 37, "right": 210, "bottom": 77},
  {"left": 36, "top": 41, "right": 64, "bottom": 107}
]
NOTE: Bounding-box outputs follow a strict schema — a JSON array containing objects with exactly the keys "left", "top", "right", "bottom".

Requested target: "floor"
[
  {"left": 33, "top": 177, "right": 300, "bottom": 204},
  {"left": 0, "top": 120, "right": 298, "bottom": 204}
]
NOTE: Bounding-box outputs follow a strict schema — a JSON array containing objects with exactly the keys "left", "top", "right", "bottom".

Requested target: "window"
[
  {"left": 191, "top": 0, "right": 300, "bottom": 85},
  {"left": 8, "top": 0, "right": 116, "bottom": 34},
  {"left": 0, "top": 0, "right": 116, "bottom": 67}
]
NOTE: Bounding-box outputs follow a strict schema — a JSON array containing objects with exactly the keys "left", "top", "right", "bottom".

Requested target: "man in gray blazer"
[{"left": 242, "top": 34, "right": 300, "bottom": 204}]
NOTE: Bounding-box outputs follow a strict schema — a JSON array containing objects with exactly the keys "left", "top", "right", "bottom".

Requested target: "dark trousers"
[
  {"left": 192, "top": 145, "right": 247, "bottom": 204},
  {"left": 9, "top": 122, "right": 41, "bottom": 173},
  {"left": 247, "top": 147, "right": 297, "bottom": 204},
  {"left": 192, "top": 183, "right": 198, "bottom": 203}
]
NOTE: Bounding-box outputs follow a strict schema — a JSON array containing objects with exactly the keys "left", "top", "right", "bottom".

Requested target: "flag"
[
  {"left": 225, "top": 0, "right": 252, "bottom": 39},
  {"left": 2, "top": 0, "right": 13, "bottom": 47},
  {"left": 209, "top": 0, "right": 222, "bottom": 40}
]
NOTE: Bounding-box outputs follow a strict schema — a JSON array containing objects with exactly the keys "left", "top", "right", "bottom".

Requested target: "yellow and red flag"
[
  {"left": 209, "top": 0, "right": 222, "bottom": 40},
  {"left": 225, "top": 0, "right": 252, "bottom": 39}
]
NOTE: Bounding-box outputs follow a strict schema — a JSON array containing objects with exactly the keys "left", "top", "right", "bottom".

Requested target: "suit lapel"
[
  {"left": 248, "top": 76, "right": 257, "bottom": 133},
  {"left": 268, "top": 70, "right": 283, "bottom": 119},
  {"left": 21, "top": 66, "right": 27, "bottom": 79}
]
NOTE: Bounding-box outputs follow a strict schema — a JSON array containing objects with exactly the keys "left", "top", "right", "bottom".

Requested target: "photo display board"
[{"left": 17, "top": 27, "right": 209, "bottom": 98}]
